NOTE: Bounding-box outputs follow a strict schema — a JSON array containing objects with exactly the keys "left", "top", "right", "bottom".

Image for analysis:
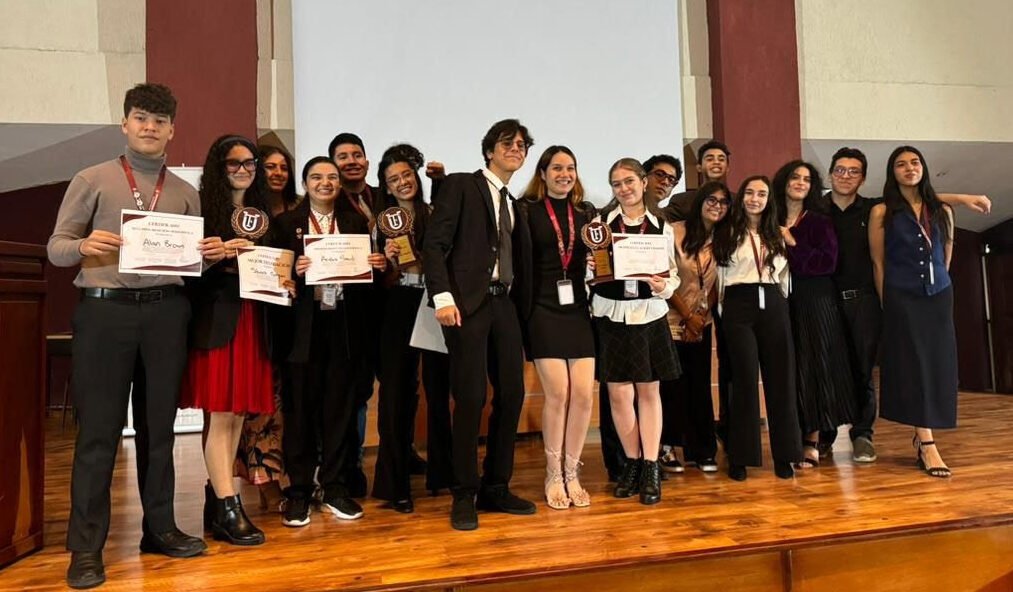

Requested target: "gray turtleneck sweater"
[{"left": 47, "top": 146, "right": 201, "bottom": 288}]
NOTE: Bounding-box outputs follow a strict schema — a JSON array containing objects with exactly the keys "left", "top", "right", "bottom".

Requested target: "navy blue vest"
[{"left": 884, "top": 210, "right": 950, "bottom": 296}]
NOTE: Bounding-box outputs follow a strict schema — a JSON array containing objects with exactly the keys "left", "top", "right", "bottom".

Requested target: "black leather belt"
[
  {"left": 840, "top": 289, "right": 862, "bottom": 300},
  {"left": 487, "top": 282, "right": 508, "bottom": 296},
  {"left": 82, "top": 286, "right": 179, "bottom": 303}
]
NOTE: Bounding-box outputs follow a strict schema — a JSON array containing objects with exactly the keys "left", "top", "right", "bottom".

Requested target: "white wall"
[{"left": 292, "top": 0, "right": 684, "bottom": 204}]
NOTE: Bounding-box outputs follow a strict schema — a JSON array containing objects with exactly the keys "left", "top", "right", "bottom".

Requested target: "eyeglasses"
[
  {"left": 650, "top": 169, "right": 679, "bottom": 186},
  {"left": 497, "top": 139, "right": 528, "bottom": 151},
  {"left": 704, "top": 195, "right": 730, "bottom": 208},
  {"left": 832, "top": 166, "right": 862, "bottom": 178},
  {"left": 226, "top": 159, "right": 257, "bottom": 173},
  {"left": 385, "top": 171, "right": 415, "bottom": 186}
]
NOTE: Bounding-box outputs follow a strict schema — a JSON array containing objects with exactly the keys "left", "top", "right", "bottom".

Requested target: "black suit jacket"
[
  {"left": 423, "top": 170, "right": 518, "bottom": 316},
  {"left": 270, "top": 200, "right": 371, "bottom": 365}
]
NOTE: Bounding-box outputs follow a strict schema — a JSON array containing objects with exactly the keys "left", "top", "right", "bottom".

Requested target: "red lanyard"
[
  {"left": 544, "top": 199, "right": 575, "bottom": 276},
  {"left": 748, "top": 231, "right": 767, "bottom": 281},
  {"left": 309, "top": 210, "right": 336, "bottom": 234},
  {"left": 119, "top": 155, "right": 167, "bottom": 212},
  {"left": 791, "top": 209, "right": 808, "bottom": 228},
  {"left": 618, "top": 216, "right": 648, "bottom": 234}
]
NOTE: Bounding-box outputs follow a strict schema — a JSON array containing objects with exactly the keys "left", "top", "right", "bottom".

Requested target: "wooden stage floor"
[{"left": 3, "top": 393, "right": 1013, "bottom": 591}]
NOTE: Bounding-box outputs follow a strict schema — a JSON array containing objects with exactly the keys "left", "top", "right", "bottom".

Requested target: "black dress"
[{"left": 523, "top": 197, "right": 595, "bottom": 360}]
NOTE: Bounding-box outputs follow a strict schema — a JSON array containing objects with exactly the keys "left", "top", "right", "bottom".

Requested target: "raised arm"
[{"left": 938, "top": 193, "right": 991, "bottom": 215}]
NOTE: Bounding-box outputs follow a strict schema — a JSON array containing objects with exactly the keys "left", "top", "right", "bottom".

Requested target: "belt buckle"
[
  {"left": 141, "top": 289, "right": 163, "bottom": 303},
  {"left": 841, "top": 289, "right": 858, "bottom": 300}
]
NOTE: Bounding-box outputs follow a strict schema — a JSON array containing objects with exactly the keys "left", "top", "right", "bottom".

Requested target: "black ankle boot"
[
  {"left": 774, "top": 461, "right": 795, "bottom": 479},
  {"left": 613, "top": 458, "right": 641, "bottom": 498},
  {"left": 639, "top": 460, "right": 661, "bottom": 505},
  {"left": 210, "top": 493, "right": 266, "bottom": 546},
  {"left": 728, "top": 464, "right": 747, "bottom": 481},
  {"left": 203, "top": 482, "right": 215, "bottom": 531}
]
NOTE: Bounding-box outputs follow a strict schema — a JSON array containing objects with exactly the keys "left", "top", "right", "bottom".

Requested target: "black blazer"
[
  {"left": 270, "top": 200, "right": 371, "bottom": 365},
  {"left": 423, "top": 171, "right": 518, "bottom": 316}
]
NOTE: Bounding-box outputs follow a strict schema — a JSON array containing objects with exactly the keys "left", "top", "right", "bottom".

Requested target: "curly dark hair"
[
  {"left": 771, "top": 160, "right": 826, "bottom": 225},
  {"left": 882, "top": 145, "right": 951, "bottom": 243},
  {"left": 376, "top": 143, "right": 430, "bottom": 242},
  {"left": 682, "top": 181, "right": 732, "bottom": 257},
  {"left": 481, "top": 119, "right": 533, "bottom": 166},
  {"left": 643, "top": 154, "right": 683, "bottom": 186},
  {"left": 123, "top": 83, "right": 177, "bottom": 119},
  {"left": 199, "top": 134, "right": 270, "bottom": 242},
  {"left": 713, "top": 175, "right": 784, "bottom": 272}
]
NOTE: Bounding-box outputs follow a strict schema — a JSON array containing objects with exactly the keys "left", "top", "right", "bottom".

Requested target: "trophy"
[
  {"left": 581, "top": 220, "right": 613, "bottom": 283},
  {"left": 231, "top": 206, "right": 270, "bottom": 240},
  {"left": 378, "top": 206, "right": 418, "bottom": 265}
]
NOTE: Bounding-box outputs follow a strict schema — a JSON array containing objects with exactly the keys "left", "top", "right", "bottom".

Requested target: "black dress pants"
[
  {"left": 67, "top": 290, "right": 189, "bottom": 552},
  {"left": 372, "top": 286, "right": 453, "bottom": 500},
  {"left": 441, "top": 293, "right": 524, "bottom": 493},
  {"left": 721, "top": 285, "right": 802, "bottom": 467},
  {"left": 821, "top": 290, "right": 881, "bottom": 444},
  {"left": 284, "top": 305, "right": 358, "bottom": 499},
  {"left": 667, "top": 331, "right": 717, "bottom": 461},
  {"left": 713, "top": 312, "right": 733, "bottom": 438}
]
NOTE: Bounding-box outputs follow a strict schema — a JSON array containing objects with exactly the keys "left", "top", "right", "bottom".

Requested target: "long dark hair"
[
  {"left": 199, "top": 134, "right": 269, "bottom": 241},
  {"left": 258, "top": 144, "right": 299, "bottom": 210},
  {"left": 520, "top": 145, "right": 587, "bottom": 207},
  {"left": 599, "top": 158, "right": 664, "bottom": 220},
  {"left": 771, "top": 160, "right": 826, "bottom": 225},
  {"left": 882, "top": 145, "right": 950, "bottom": 243},
  {"left": 375, "top": 143, "right": 430, "bottom": 241},
  {"left": 713, "top": 175, "right": 784, "bottom": 271},
  {"left": 683, "top": 181, "right": 732, "bottom": 257}
]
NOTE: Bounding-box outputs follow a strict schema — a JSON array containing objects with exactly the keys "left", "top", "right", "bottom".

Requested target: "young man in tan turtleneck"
[{"left": 48, "top": 83, "right": 225, "bottom": 590}]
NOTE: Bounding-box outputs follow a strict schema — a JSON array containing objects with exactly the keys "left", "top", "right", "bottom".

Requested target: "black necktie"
[{"left": 498, "top": 186, "right": 513, "bottom": 285}]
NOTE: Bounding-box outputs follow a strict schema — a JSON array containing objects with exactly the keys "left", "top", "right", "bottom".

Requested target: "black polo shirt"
[{"left": 822, "top": 193, "right": 884, "bottom": 293}]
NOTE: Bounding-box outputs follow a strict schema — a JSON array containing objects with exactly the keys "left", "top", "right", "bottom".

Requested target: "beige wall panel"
[
  {"left": 272, "top": 0, "right": 293, "bottom": 61},
  {"left": 97, "top": 0, "right": 145, "bottom": 54},
  {"left": 0, "top": 51, "right": 112, "bottom": 124},
  {"left": 103, "top": 53, "right": 146, "bottom": 122},
  {"left": 272, "top": 59, "right": 295, "bottom": 131},
  {"left": 797, "top": 0, "right": 1013, "bottom": 141},
  {"left": 0, "top": 0, "right": 99, "bottom": 52}
]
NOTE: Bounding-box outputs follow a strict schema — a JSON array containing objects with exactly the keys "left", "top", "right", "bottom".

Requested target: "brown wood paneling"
[
  {"left": 0, "top": 242, "right": 47, "bottom": 567},
  {"left": 951, "top": 228, "right": 992, "bottom": 391}
]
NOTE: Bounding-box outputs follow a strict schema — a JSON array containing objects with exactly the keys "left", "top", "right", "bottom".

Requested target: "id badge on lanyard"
[
  {"left": 624, "top": 280, "right": 639, "bottom": 298},
  {"left": 321, "top": 285, "right": 338, "bottom": 309},
  {"left": 557, "top": 279, "right": 575, "bottom": 305},
  {"left": 758, "top": 286, "right": 766, "bottom": 310}
]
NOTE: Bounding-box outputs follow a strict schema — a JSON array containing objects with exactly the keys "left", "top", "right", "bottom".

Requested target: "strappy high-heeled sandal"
[
  {"left": 545, "top": 450, "right": 571, "bottom": 510},
  {"left": 913, "top": 436, "right": 952, "bottom": 478},
  {"left": 564, "top": 454, "right": 591, "bottom": 508},
  {"left": 798, "top": 440, "right": 820, "bottom": 469}
]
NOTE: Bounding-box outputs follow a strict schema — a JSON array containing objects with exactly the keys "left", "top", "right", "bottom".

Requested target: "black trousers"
[
  {"left": 662, "top": 331, "right": 717, "bottom": 461},
  {"left": 721, "top": 285, "right": 802, "bottom": 467},
  {"left": 284, "top": 305, "right": 359, "bottom": 499},
  {"left": 713, "top": 312, "right": 733, "bottom": 433},
  {"left": 442, "top": 293, "right": 524, "bottom": 493},
  {"left": 822, "top": 291, "right": 881, "bottom": 443},
  {"left": 372, "top": 286, "right": 453, "bottom": 500},
  {"left": 344, "top": 286, "right": 386, "bottom": 485},
  {"left": 67, "top": 290, "right": 189, "bottom": 552}
]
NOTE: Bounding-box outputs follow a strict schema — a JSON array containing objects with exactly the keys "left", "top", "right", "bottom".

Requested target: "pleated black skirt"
[
  {"left": 880, "top": 284, "right": 958, "bottom": 428},
  {"left": 594, "top": 315, "right": 681, "bottom": 383},
  {"left": 789, "top": 276, "right": 857, "bottom": 433}
]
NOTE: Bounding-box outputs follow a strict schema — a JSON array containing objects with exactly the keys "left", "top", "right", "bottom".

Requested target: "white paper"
[
  {"left": 303, "top": 234, "right": 373, "bottom": 285},
  {"left": 237, "top": 246, "right": 295, "bottom": 306},
  {"left": 409, "top": 288, "right": 448, "bottom": 354},
  {"left": 612, "top": 233, "right": 671, "bottom": 280},
  {"left": 118, "top": 210, "right": 204, "bottom": 276}
]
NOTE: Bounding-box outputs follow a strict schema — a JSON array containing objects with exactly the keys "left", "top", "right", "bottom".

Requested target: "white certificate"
[
  {"left": 303, "top": 234, "right": 373, "bottom": 285},
  {"left": 118, "top": 209, "right": 204, "bottom": 276},
  {"left": 612, "top": 233, "right": 671, "bottom": 280},
  {"left": 409, "top": 288, "right": 448, "bottom": 354},
  {"left": 237, "top": 246, "right": 295, "bottom": 306}
]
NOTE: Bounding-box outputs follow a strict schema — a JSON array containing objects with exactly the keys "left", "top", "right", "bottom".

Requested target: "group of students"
[{"left": 49, "top": 83, "right": 990, "bottom": 590}]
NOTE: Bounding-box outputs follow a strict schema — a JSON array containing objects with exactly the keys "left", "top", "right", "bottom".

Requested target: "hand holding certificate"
[
  {"left": 303, "top": 234, "right": 373, "bottom": 285},
  {"left": 612, "top": 233, "right": 671, "bottom": 280},
  {"left": 237, "top": 246, "right": 295, "bottom": 306},
  {"left": 118, "top": 209, "right": 204, "bottom": 276}
]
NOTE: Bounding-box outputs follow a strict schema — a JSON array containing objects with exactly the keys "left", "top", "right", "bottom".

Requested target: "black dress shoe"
[
  {"left": 728, "top": 464, "right": 747, "bottom": 481},
  {"left": 210, "top": 494, "right": 266, "bottom": 546},
  {"left": 385, "top": 498, "right": 414, "bottom": 514},
  {"left": 140, "top": 527, "right": 207, "bottom": 557},
  {"left": 613, "top": 458, "right": 641, "bottom": 498},
  {"left": 409, "top": 447, "right": 428, "bottom": 476},
  {"left": 639, "top": 460, "right": 662, "bottom": 505},
  {"left": 476, "top": 486, "right": 536, "bottom": 515},
  {"left": 67, "top": 551, "right": 105, "bottom": 590},
  {"left": 774, "top": 461, "right": 795, "bottom": 480},
  {"left": 451, "top": 493, "right": 478, "bottom": 531}
]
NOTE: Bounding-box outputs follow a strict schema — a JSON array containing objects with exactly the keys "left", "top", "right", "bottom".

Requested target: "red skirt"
[{"left": 181, "top": 300, "right": 275, "bottom": 414}]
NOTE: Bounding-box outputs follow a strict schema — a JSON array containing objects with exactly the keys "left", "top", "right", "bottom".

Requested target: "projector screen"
[{"left": 292, "top": 0, "right": 684, "bottom": 206}]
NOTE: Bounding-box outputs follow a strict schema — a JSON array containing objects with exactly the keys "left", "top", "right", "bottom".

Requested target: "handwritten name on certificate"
[
  {"left": 612, "top": 233, "right": 672, "bottom": 280},
  {"left": 303, "top": 234, "right": 373, "bottom": 285},
  {"left": 237, "top": 246, "right": 295, "bottom": 306},
  {"left": 118, "top": 209, "right": 204, "bottom": 276}
]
